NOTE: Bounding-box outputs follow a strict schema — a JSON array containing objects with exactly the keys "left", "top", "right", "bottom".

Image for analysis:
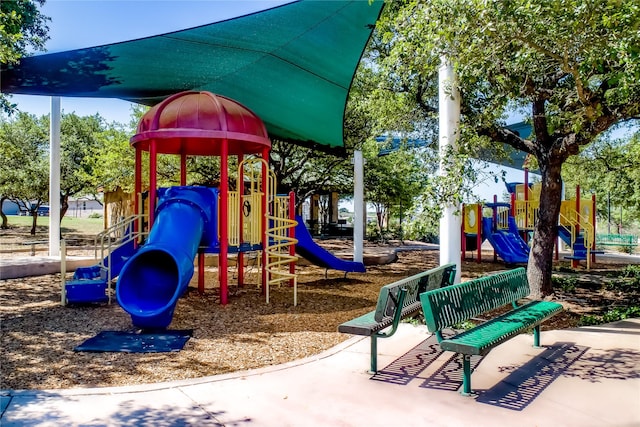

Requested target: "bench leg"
[
  {"left": 461, "top": 354, "right": 472, "bottom": 396},
  {"left": 533, "top": 325, "right": 541, "bottom": 348},
  {"left": 370, "top": 335, "right": 378, "bottom": 373}
]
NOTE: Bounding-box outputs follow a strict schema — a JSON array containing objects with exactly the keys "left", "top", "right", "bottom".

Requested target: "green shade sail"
[{"left": 1, "top": 0, "right": 384, "bottom": 152}]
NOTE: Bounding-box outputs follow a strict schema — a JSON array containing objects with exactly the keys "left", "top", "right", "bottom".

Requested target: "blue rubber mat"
[{"left": 74, "top": 330, "right": 192, "bottom": 353}]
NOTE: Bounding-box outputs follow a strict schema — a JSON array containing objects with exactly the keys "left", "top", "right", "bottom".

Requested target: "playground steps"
[
  {"left": 557, "top": 227, "right": 603, "bottom": 261},
  {"left": 65, "top": 265, "right": 109, "bottom": 304},
  {"left": 65, "top": 278, "right": 109, "bottom": 304},
  {"left": 63, "top": 217, "right": 141, "bottom": 305},
  {"left": 563, "top": 250, "right": 605, "bottom": 261}
]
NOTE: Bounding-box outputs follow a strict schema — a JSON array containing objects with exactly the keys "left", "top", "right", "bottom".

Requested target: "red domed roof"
[{"left": 130, "top": 91, "right": 271, "bottom": 155}]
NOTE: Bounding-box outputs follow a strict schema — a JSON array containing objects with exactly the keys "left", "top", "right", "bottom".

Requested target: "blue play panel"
[
  {"left": 65, "top": 279, "right": 109, "bottom": 304},
  {"left": 74, "top": 330, "right": 192, "bottom": 353}
]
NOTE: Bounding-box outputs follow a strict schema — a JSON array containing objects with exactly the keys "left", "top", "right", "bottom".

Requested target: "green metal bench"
[
  {"left": 596, "top": 234, "right": 638, "bottom": 250},
  {"left": 419, "top": 267, "right": 563, "bottom": 395},
  {"left": 338, "top": 263, "right": 456, "bottom": 373}
]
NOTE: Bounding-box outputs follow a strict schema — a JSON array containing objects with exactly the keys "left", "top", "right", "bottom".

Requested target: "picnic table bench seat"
[
  {"left": 420, "top": 267, "right": 563, "bottom": 395},
  {"left": 338, "top": 263, "right": 456, "bottom": 372}
]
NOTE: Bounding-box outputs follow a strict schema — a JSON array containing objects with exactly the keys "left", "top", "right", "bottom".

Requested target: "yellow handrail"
[
  {"left": 512, "top": 200, "right": 539, "bottom": 230},
  {"left": 558, "top": 209, "right": 593, "bottom": 269},
  {"left": 95, "top": 214, "right": 148, "bottom": 303}
]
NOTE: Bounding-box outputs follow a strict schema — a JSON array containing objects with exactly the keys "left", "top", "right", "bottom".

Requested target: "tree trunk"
[
  {"left": 527, "top": 158, "right": 564, "bottom": 298},
  {"left": 0, "top": 196, "right": 8, "bottom": 229},
  {"left": 60, "top": 193, "right": 69, "bottom": 223},
  {"left": 30, "top": 211, "right": 38, "bottom": 235}
]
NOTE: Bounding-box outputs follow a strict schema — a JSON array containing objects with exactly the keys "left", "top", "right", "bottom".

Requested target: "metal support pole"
[
  {"left": 461, "top": 355, "right": 472, "bottom": 396},
  {"left": 49, "top": 97, "right": 61, "bottom": 256},
  {"left": 353, "top": 150, "right": 364, "bottom": 264},
  {"left": 438, "top": 58, "right": 461, "bottom": 283}
]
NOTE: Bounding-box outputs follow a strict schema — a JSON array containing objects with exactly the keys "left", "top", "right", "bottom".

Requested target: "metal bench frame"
[
  {"left": 420, "top": 267, "right": 563, "bottom": 395},
  {"left": 338, "top": 263, "right": 456, "bottom": 372}
]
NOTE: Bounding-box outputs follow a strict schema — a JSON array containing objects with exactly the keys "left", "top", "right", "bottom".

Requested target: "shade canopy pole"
[
  {"left": 49, "top": 97, "right": 61, "bottom": 256},
  {"left": 438, "top": 58, "right": 461, "bottom": 283},
  {"left": 353, "top": 150, "right": 364, "bottom": 263}
]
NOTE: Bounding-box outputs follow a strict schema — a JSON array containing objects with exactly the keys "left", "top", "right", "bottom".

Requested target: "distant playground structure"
[
  {"left": 462, "top": 169, "right": 601, "bottom": 269},
  {"left": 62, "top": 91, "right": 365, "bottom": 329}
]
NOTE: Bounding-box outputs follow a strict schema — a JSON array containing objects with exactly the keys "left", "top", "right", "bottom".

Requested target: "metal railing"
[
  {"left": 559, "top": 209, "right": 593, "bottom": 269},
  {"left": 94, "top": 214, "right": 148, "bottom": 303}
]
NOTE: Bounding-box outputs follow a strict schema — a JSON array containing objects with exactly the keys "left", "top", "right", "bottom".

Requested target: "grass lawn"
[{"left": 4, "top": 215, "right": 105, "bottom": 235}]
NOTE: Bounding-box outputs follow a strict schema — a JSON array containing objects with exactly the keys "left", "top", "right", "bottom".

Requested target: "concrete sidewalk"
[
  {"left": 2, "top": 320, "right": 639, "bottom": 427},
  {"left": 0, "top": 255, "right": 97, "bottom": 279}
]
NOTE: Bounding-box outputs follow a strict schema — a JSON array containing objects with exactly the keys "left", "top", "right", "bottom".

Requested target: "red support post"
[
  {"left": 493, "top": 195, "right": 498, "bottom": 261},
  {"left": 237, "top": 155, "right": 244, "bottom": 287},
  {"left": 180, "top": 152, "right": 187, "bottom": 186},
  {"left": 573, "top": 185, "right": 581, "bottom": 268},
  {"left": 220, "top": 141, "right": 229, "bottom": 305},
  {"left": 461, "top": 204, "right": 466, "bottom": 260},
  {"left": 198, "top": 252, "right": 205, "bottom": 295},
  {"left": 591, "top": 193, "right": 597, "bottom": 264},
  {"left": 149, "top": 140, "right": 157, "bottom": 227},
  {"left": 261, "top": 148, "right": 269, "bottom": 295},
  {"left": 134, "top": 147, "right": 142, "bottom": 248},
  {"left": 476, "top": 203, "right": 482, "bottom": 263},
  {"left": 289, "top": 191, "right": 296, "bottom": 287},
  {"left": 524, "top": 168, "right": 529, "bottom": 242}
]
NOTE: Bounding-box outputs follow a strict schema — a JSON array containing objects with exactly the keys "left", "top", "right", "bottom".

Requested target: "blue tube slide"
[{"left": 116, "top": 186, "right": 217, "bottom": 329}]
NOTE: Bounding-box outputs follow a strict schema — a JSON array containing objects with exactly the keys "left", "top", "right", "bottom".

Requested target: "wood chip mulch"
[{"left": 1, "top": 247, "right": 635, "bottom": 391}]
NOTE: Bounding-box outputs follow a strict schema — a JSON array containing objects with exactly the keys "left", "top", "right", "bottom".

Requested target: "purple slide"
[{"left": 294, "top": 215, "right": 366, "bottom": 273}]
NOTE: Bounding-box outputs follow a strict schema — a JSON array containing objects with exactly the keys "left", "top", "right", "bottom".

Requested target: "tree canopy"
[
  {"left": 0, "top": 112, "right": 49, "bottom": 233},
  {"left": 0, "top": 0, "right": 49, "bottom": 113},
  {"left": 563, "top": 128, "right": 640, "bottom": 226},
  {"left": 369, "top": 0, "right": 640, "bottom": 295}
]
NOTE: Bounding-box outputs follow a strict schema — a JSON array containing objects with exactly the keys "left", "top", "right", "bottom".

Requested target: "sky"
[{"left": 10, "top": 0, "right": 292, "bottom": 123}]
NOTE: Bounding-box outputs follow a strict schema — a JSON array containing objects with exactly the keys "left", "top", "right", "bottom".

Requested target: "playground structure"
[
  {"left": 63, "top": 91, "right": 365, "bottom": 328},
  {"left": 462, "top": 202, "right": 530, "bottom": 264},
  {"left": 462, "top": 169, "right": 598, "bottom": 268}
]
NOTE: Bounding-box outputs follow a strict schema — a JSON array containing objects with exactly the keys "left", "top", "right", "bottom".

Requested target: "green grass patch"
[
  {"left": 578, "top": 306, "right": 640, "bottom": 326},
  {"left": 5, "top": 215, "right": 105, "bottom": 235},
  {"left": 552, "top": 275, "right": 577, "bottom": 293}
]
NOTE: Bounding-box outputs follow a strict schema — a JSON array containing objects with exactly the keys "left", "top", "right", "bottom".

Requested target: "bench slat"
[
  {"left": 374, "top": 263, "right": 456, "bottom": 321},
  {"left": 440, "top": 300, "right": 563, "bottom": 355},
  {"left": 419, "top": 267, "right": 563, "bottom": 395},
  {"left": 339, "top": 263, "right": 456, "bottom": 336},
  {"left": 338, "top": 263, "right": 457, "bottom": 373},
  {"left": 421, "top": 268, "right": 530, "bottom": 332},
  {"left": 338, "top": 311, "right": 395, "bottom": 336}
]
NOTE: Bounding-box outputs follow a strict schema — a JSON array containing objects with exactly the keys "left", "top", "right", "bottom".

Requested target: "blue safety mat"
[{"left": 74, "top": 330, "right": 192, "bottom": 353}]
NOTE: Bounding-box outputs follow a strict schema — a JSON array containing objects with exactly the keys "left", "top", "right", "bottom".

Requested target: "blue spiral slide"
[
  {"left": 116, "top": 186, "right": 218, "bottom": 329},
  {"left": 294, "top": 215, "right": 366, "bottom": 273}
]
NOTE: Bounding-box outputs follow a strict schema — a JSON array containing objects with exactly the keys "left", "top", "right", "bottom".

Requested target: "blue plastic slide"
[
  {"left": 481, "top": 217, "right": 529, "bottom": 264},
  {"left": 294, "top": 215, "right": 366, "bottom": 273},
  {"left": 117, "top": 186, "right": 218, "bottom": 328}
]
